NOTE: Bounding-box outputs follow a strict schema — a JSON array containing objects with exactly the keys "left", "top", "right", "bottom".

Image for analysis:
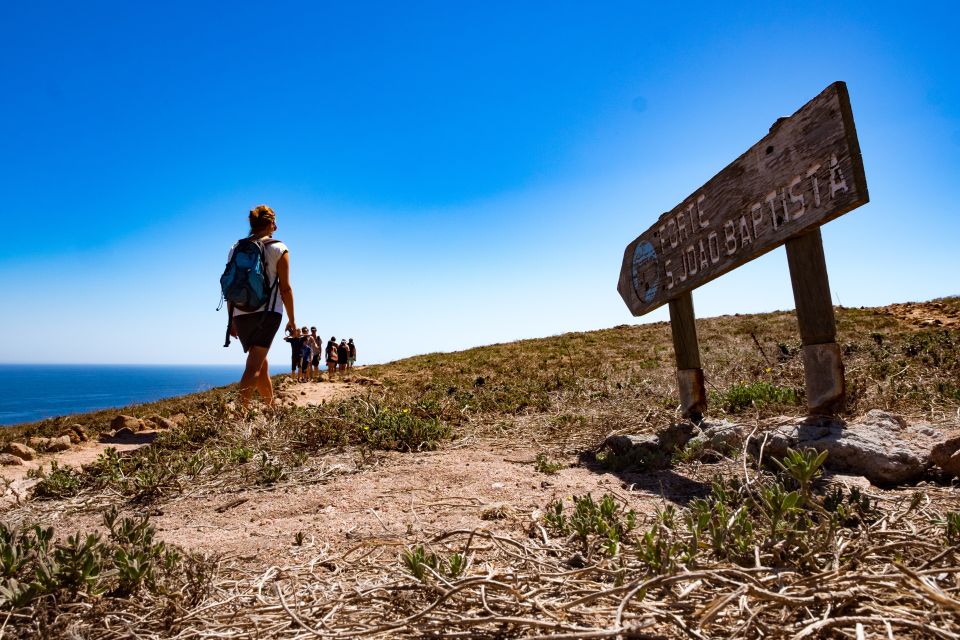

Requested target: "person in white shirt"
[{"left": 227, "top": 205, "right": 296, "bottom": 407}]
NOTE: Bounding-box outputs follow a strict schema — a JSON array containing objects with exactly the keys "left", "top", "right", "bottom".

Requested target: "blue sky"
[{"left": 1, "top": 1, "right": 957, "bottom": 365}]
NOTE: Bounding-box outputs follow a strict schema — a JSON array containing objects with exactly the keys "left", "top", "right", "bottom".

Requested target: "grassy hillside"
[{"left": 1, "top": 299, "right": 958, "bottom": 638}]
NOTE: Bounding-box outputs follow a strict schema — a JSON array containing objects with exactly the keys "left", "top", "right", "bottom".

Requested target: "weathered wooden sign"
[
  {"left": 618, "top": 81, "right": 868, "bottom": 317},
  {"left": 617, "top": 82, "right": 868, "bottom": 418}
]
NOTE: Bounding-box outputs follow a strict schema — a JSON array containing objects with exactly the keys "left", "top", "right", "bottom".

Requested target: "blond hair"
[{"left": 249, "top": 204, "right": 276, "bottom": 233}]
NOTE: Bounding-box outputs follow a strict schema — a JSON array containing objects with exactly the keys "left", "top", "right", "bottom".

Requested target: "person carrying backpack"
[
  {"left": 222, "top": 204, "right": 296, "bottom": 407},
  {"left": 325, "top": 336, "right": 339, "bottom": 379}
]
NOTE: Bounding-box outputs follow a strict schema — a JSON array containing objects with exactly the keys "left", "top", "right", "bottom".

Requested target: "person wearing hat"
[{"left": 325, "top": 335, "right": 339, "bottom": 379}]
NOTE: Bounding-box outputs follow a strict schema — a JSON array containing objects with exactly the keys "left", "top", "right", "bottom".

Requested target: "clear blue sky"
[{"left": 1, "top": 1, "right": 957, "bottom": 365}]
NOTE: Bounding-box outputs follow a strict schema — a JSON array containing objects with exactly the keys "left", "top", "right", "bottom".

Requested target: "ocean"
[{"left": 0, "top": 364, "right": 247, "bottom": 426}]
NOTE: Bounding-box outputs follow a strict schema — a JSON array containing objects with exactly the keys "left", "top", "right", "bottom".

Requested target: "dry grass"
[{"left": 2, "top": 299, "right": 959, "bottom": 638}]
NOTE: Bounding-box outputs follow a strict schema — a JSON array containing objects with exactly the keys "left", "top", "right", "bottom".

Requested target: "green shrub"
[{"left": 711, "top": 381, "right": 800, "bottom": 413}]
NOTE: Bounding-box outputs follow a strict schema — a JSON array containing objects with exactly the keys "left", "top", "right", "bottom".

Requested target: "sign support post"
[
  {"left": 785, "top": 228, "right": 845, "bottom": 414},
  {"left": 668, "top": 292, "right": 706, "bottom": 421}
]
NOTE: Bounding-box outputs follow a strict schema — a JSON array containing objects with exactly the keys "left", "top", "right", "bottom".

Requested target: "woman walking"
[{"left": 227, "top": 205, "right": 296, "bottom": 407}]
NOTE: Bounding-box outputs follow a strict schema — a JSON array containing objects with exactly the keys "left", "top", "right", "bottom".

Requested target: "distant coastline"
[{"left": 0, "top": 364, "right": 254, "bottom": 426}]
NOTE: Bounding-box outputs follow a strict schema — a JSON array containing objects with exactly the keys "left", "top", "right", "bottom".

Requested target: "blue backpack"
[{"left": 219, "top": 238, "right": 280, "bottom": 346}]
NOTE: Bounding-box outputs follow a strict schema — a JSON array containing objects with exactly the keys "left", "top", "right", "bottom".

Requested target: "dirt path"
[
  {"left": 285, "top": 380, "right": 364, "bottom": 407},
  {"left": 15, "top": 438, "right": 673, "bottom": 568}
]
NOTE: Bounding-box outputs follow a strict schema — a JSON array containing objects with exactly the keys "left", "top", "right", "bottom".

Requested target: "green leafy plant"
[
  {"left": 945, "top": 512, "right": 960, "bottom": 545},
  {"left": 257, "top": 453, "right": 285, "bottom": 485},
  {"left": 29, "top": 462, "right": 83, "bottom": 499},
  {"left": 711, "top": 381, "right": 800, "bottom": 413},
  {"left": 534, "top": 453, "right": 563, "bottom": 474},
  {"left": 774, "top": 448, "right": 828, "bottom": 499}
]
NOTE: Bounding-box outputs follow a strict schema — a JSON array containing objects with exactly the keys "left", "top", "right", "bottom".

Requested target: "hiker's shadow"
[{"left": 577, "top": 451, "right": 711, "bottom": 506}]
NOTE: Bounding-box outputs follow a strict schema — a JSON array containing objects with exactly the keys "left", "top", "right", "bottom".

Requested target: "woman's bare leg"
[
  {"left": 239, "top": 346, "right": 269, "bottom": 407},
  {"left": 255, "top": 357, "right": 273, "bottom": 405}
]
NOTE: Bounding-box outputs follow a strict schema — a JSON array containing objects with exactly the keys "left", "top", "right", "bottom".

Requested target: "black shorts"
[
  {"left": 311, "top": 354, "right": 320, "bottom": 367},
  {"left": 234, "top": 312, "right": 282, "bottom": 353}
]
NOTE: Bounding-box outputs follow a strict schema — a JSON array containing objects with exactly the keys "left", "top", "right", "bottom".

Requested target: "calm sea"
[{"left": 0, "top": 365, "right": 247, "bottom": 426}]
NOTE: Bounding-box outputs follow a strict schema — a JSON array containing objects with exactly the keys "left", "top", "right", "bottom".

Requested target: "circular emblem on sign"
[{"left": 631, "top": 241, "right": 660, "bottom": 304}]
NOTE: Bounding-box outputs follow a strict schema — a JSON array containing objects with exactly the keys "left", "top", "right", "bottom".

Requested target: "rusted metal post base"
[
  {"left": 669, "top": 292, "right": 707, "bottom": 422},
  {"left": 677, "top": 368, "right": 707, "bottom": 421},
  {"left": 801, "top": 343, "right": 845, "bottom": 415}
]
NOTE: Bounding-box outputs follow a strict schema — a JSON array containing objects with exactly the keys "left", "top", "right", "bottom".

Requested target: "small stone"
[
  {"left": 0, "top": 453, "right": 24, "bottom": 466},
  {"left": 657, "top": 422, "right": 699, "bottom": 452},
  {"left": 3, "top": 442, "right": 36, "bottom": 461},
  {"left": 98, "top": 430, "right": 116, "bottom": 442},
  {"left": 931, "top": 436, "right": 960, "bottom": 477},
  {"left": 566, "top": 553, "right": 587, "bottom": 568},
  {"left": 604, "top": 434, "right": 659, "bottom": 457},
  {"left": 46, "top": 435, "right": 72, "bottom": 452},
  {"left": 61, "top": 429, "right": 82, "bottom": 444},
  {"left": 145, "top": 415, "right": 176, "bottom": 430}
]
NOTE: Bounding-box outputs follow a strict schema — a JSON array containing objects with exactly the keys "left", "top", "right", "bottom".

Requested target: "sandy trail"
[{"left": 13, "top": 437, "right": 675, "bottom": 569}]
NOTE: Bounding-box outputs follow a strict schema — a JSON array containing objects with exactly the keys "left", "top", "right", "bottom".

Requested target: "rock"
[
  {"left": 687, "top": 421, "right": 745, "bottom": 454},
  {"left": 604, "top": 422, "right": 703, "bottom": 466},
  {"left": 0, "top": 453, "right": 24, "bottom": 466},
  {"left": 756, "top": 410, "right": 943, "bottom": 485},
  {"left": 111, "top": 414, "right": 146, "bottom": 432},
  {"left": 3, "top": 442, "right": 36, "bottom": 461},
  {"left": 170, "top": 413, "right": 187, "bottom": 425},
  {"left": 604, "top": 434, "right": 660, "bottom": 457},
  {"left": 67, "top": 424, "right": 88, "bottom": 442},
  {"left": 46, "top": 436, "right": 72, "bottom": 452},
  {"left": 931, "top": 436, "right": 960, "bottom": 477},
  {"left": 114, "top": 427, "right": 136, "bottom": 438},
  {"left": 657, "top": 422, "right": 699, "bottom": 452},
  {"left": 145, "top": 415, "right": 176, "bottom": 430}
]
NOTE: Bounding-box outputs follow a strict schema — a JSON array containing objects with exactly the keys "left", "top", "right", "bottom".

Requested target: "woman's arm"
[{"left": 276, "top": 252, "right": 296, "bottom": 334}]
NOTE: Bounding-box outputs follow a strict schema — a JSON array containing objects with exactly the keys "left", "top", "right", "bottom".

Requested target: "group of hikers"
[
  {"left": 221, "top": 204, "right": 358, "bottom": 408},
  {"left": 284, "top": 328, "right": 356, "bottom": 382}
]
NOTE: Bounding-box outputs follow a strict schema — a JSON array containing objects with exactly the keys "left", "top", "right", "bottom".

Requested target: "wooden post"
[
  {"left": 785, "top": 228, "right": 845, "bottom": 415},
  {"left": 668, "top": 292, "right": 706, "bottom": 421}
]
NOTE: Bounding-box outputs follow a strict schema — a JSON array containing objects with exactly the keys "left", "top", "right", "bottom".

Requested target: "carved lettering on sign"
[{"left": 620, "top": 81, "right": 868, "bottom": 316}]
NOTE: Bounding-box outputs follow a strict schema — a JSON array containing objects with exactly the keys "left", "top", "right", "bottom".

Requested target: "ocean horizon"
[{"left": 0, "top": 364, "right": 273, "bottom": 426}]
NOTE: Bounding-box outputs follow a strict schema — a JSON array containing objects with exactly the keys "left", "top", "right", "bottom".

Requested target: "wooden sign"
[{"left": 618, "top": 81, "right": 868, "bottom": 317}]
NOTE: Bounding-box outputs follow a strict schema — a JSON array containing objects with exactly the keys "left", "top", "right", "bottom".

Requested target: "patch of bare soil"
[
  {"left": 21, "top": 439, "right": 672, "bottom": 568},
  {"left": 1, "top": 437, "right": 154, "bottom": 507},
  {"left": 286, "top": 380, "right": 365, "bottom": 407},
  {"left": 882, "top": 299, "right": 960, "bottom": 328}
]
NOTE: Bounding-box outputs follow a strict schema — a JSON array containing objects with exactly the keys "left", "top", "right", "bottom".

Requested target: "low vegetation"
[{"left": 2, "top": 298, "right": 958, "bottom": 637}]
